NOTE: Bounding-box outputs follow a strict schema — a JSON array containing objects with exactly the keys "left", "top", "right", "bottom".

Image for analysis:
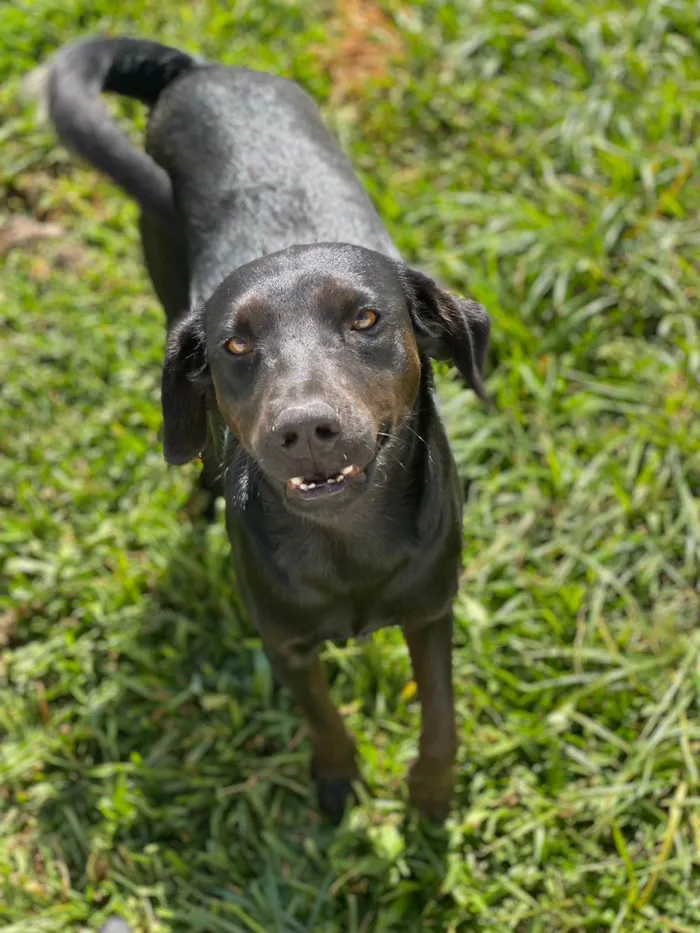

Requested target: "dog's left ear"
[{"left": 401, "top": 267, "right": 491, "bottom": 401}]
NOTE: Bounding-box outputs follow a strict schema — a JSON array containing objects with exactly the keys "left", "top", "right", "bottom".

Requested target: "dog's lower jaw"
[{"left": 282, "top": 469, "right": 373, "bottom": 519}]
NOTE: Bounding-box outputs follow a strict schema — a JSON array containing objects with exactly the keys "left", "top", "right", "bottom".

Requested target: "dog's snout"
[{"left": 273, "top": 403, "right": 341, "bottom": 458}]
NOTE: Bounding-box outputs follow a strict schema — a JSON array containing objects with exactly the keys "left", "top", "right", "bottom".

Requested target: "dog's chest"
[
  {"left": 236, "top": 522, "right": 457, "bottom": 655},
  {"left": 228, "top": 469, "right": 461, "bottom": 652},
  {"left": 280, "top": 534, "right": 411, "bottom": 636},
  {"left": 270, "top": 576, "right": 411, "bottom": 662}
]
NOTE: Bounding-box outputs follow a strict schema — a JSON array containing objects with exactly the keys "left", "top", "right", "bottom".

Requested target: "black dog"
[{"left": 40, "top": 36, "right": 490, "bottom": 822}]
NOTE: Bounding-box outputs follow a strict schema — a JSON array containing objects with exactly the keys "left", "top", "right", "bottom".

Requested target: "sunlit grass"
[{"left": 1, "top": 1, "right": 699, "bottom": 931}]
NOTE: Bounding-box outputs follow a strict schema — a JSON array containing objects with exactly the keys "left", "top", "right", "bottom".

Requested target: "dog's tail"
[{"left": 28, "top": 37, "right": 199, "bottom": 226}]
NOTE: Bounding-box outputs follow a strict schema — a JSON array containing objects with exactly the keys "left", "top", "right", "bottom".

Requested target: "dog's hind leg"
[
  {"left": 140, "top": 214, "right": 222, "bottom": 517},
  {"left": 139, "top": 213, "right": 189, "bottom": 330}
]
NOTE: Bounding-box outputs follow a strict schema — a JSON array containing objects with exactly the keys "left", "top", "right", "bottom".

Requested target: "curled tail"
[{"left": 33, "top": 37, "right": 198, "bottom": 225}]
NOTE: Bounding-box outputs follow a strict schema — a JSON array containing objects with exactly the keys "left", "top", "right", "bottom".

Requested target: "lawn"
[{"left": 1, "top": 1, "right": 699, "bottom": 931}]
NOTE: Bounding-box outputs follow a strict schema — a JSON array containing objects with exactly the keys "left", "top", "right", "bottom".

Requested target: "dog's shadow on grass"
[{"left": 36, "top": 499, "right": 451, "bottom": 929}]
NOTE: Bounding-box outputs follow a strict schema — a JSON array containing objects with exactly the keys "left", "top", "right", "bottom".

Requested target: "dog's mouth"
[
  {"left": 285, "top": 463, "right": 367, "bottom": 501},
  {"left": 281, "top": 426, "right": 392, "bottom": 509}
]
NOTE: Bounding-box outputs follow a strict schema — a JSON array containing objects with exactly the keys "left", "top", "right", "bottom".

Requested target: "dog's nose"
[{"left": 272, "top": 403, "right": 341, "bottom": 458}]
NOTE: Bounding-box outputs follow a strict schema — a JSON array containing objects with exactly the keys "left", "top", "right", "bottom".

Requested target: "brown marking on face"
[
  {"left": 214, "top": 386, "right": 255, "bottom": 452},
  {"left": 396, "top": 327, "right": 422, "bottom": 414},
  {"left": 363, "top": 326, "right": 422, "bottom": 437}
]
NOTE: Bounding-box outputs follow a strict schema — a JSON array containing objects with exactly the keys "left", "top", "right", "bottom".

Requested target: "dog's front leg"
[
  {"left": 404, "top": 614, "right": 457, "bottom": 821},
  {"left": 265, "top": 644, "right": 358, "bottom": 824}
]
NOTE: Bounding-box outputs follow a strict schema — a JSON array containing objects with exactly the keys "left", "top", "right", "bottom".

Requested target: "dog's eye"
[
  {"left": 226, "top": 335, "right": 252, "bottom": 356},
  {"left": 351, "top": 309, "right": 379, "bottom": 331}
]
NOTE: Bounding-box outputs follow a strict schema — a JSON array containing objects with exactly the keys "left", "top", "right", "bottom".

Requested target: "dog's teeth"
[{"left": 293, "top": 469, "right": 357, "bottom": 493}]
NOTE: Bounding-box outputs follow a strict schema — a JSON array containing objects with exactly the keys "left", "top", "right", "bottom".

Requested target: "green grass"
[{"left": 1, "top": 0, "right": 700, "bottom": 930}]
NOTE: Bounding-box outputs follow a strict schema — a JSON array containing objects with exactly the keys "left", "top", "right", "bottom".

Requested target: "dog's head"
[{"left": 162, "top": 244, "right": 489, "bottom": 516}]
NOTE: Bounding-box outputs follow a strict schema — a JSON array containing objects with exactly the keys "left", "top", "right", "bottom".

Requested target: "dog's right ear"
[{"left": 161, "top": 309, "right": 210, "bottom": 465}]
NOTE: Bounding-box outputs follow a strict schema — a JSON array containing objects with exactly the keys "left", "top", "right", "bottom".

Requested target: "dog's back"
[
  {"left": 146, "top": 64, "right": 398, "bottom": 303},
  {"left": 37, "top": 37, "right": 397, "bottom": 307}
]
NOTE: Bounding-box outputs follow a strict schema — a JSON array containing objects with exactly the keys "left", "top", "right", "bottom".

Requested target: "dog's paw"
[
  {"left": 316, "top": 775, "right": 356, "bottom": 825},
  {"left": 408, "top": 788, "right": 451, "bottom": 823},
  {"left": 311, "top": 753, "right": 359, "bottom": 825},
  {"left": 408, "top": 758, "right": 454, "bottom": 823}
]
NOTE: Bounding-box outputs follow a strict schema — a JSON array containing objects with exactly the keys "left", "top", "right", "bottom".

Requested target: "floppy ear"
[
  {"left": 402, "top": 267, "right": 491, "bottom": 401},
  {"left": 161, "top": 309, "right": 210, "bottom": 465}
]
